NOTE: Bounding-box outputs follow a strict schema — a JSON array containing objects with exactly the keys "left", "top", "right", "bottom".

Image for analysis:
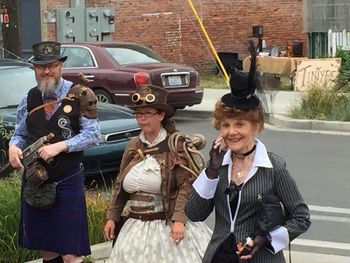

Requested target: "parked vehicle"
[
  {"left": 0, "top": 59, "right": 140, "bottom": 177},
  {"left": 60, "top": 42, "right": 204, "bottom": 109}
]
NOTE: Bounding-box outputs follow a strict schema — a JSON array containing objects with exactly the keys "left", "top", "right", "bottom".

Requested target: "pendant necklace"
[{"left": 232, "top": 144, "right": 256, "bottom": 184}]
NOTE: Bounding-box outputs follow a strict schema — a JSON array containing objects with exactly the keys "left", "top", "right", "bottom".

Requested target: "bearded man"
[{"left": 8, "top": 41, "right": 100, "bottom": 263}]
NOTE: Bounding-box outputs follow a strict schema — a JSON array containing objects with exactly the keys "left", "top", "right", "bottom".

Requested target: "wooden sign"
[{"left": 295, "top": 58, "right": 341, "bottom": 91}]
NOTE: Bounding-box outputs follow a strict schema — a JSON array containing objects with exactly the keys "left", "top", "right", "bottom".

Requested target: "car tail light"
[{"left": 134, "top": 72, "right": 150, "bottom": 86}]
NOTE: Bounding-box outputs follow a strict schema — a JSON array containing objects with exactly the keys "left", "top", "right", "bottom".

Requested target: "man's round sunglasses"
[{"left": 131, "top": 93, "right": 156, "bottom": 104}]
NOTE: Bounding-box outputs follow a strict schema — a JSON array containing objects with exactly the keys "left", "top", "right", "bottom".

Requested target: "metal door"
[{"left": 21, "top": 0, "right": 41, "bottom": 59}]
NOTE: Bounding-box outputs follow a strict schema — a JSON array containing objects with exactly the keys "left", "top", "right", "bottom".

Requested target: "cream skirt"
[{"left": 107, "top": 218, "right": 212, "bottom": 263}]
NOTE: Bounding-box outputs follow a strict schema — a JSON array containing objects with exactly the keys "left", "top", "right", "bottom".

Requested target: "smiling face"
[
  {"left": 212, "top": 100, "right": 264, "bottom": 153},
  {"left": 220, "top": 117, "right": 260, "bottom": 154}
]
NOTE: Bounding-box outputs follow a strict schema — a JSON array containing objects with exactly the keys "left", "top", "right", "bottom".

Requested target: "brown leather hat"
[
  {"left": 128, "top": 84, "right": 175, "bottom": 120},
  {"left": 29, "top": 41, "right": 67, "bottom": 65}
]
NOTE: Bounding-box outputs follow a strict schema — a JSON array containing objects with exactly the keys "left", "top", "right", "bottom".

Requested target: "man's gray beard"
[{"left": 38, "top": 78, "right": 57, "bottom": 96}]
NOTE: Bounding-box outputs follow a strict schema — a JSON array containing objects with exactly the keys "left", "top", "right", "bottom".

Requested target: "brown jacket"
[{"left": 106, "top": 134, "right": 194, "bottom": 225}]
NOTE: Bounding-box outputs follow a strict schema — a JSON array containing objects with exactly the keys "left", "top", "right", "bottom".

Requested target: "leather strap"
[
  {"left": 130, "top": 193, "right": 154, "bottom": 202},
  {"left": 28, "top": 97, "right": 74, "bottom": 116},
  {"left": 128, "top": 211, "right": 166, "bottom": 221},
  {"left": 130, "top": 205, "right": 155, "bottom": 212}
]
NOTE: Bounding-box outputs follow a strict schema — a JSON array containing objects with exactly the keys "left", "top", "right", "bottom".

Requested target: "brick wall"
[{"left": 45, "top": 0, "right": 305, "bottom": 73}]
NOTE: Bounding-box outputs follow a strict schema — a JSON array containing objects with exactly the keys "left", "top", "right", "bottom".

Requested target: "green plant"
[
  {"left": 85, "top": 189, "right": 110, "bottom": 245},
  {"left": 335, "top": 49, "right": 350, "bottom": 92},
  {"left": 289, "top": 83, "right": 350, "bottom": 121},
  {"left": 0, "top": 173, "right": 40, "bottom": 262},
  {"left": 0, "top": 175, "right": 111, "bottom": 263},
  {"left": 200, "top": 74, "right": 229, "bottom": 89}
]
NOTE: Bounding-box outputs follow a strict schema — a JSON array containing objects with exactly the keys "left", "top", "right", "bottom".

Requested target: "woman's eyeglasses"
[
  {"left": 134, "top": 111, "right": 159, "bottom": 118},
  {"left": 131, "top": 93, "right": 156, "bottom": 104}
]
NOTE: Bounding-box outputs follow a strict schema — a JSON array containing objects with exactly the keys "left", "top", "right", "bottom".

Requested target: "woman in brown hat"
[
  {"left": 185, "top": 41, "right": 311, "bottom": 263},
  {"left": 103, "top": 84, "right": 212, "bottom": 262}
]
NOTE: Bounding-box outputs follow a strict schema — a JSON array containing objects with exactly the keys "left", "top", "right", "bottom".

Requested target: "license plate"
[{"left": 168, "top": 76, "right": 182, "bottom": 86}]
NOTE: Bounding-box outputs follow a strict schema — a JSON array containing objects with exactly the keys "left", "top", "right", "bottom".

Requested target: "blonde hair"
[{"left": 211, "top": 100, "right": 264, "bottom": 131}]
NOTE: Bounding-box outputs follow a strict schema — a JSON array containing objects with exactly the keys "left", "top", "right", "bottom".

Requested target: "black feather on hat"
[{"left": 221, "top": 40, "right": 261, "bottom": 109}]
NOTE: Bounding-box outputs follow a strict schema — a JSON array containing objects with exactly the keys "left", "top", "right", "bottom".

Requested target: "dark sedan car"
[
  {"left": 60, "top": 42, "right": 204, "bottom": 109},
  {"left": 0, "top": 59, "right": 140, "bottom": 177}
]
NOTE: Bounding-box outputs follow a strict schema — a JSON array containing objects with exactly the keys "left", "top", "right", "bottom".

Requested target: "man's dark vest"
[{"left": 26, "top": 88, "right": 83, "bottom": 179}]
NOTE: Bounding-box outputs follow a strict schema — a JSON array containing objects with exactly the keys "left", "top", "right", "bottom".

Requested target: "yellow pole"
[{"left": 187, "top": 0, "right": 230, "bottom": 87}]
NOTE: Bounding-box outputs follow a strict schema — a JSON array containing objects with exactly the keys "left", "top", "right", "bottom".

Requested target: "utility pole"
[
  {"left": 0, "top": 0, "right": 22, "bottom": 58},
  {"left": 0, "top": 10, "right": 3, "bottom": 58}
]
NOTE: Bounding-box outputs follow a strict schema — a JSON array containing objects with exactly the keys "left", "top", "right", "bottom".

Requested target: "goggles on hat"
[{"left": 131, "top": 93, "right": 156, "bottom": 104}]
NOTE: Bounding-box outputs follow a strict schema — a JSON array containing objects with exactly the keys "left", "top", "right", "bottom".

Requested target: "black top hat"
[
  {"left": 221, "top": 40, "right": 261, "bottom": 109},
  {"left": 29, "top": 41, "right": 67, "bottom": 65},
  {"left": 128, "top": 84, "right": 175, "bottom": 120}
]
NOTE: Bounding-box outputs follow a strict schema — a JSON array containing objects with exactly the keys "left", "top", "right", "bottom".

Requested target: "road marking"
[
  {"left": 309, "top": 205, "right": 350, "bottom": 215},
  {"left": 312, "top": 214, "right": 350, "bottom": 223},
  {"left": 293, "top": 238, "right": 350, "bottom": 251}
]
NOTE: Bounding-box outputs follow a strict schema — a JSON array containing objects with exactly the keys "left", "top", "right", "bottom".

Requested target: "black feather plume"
[{"left": 247, "top": 40, "right": 258, "bottom": 96}]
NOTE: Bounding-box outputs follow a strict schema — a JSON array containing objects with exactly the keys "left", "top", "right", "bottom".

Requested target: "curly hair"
[{"left": 211, "top": 100, "right": 264, "bottom": 131}]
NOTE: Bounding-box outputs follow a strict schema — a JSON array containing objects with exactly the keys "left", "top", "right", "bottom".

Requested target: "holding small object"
[{"left": 237, "top": 237, "right": 253, "bottom": 256}]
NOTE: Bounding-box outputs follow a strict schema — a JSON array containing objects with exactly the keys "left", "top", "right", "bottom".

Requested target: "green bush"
[
  {"left": 289, "top": 83, "right": 350, "bottom": 121},
  {"left": 200, "top": 74, "right": 229, "bottom": 89},
  {"left": 0, "top": 173, "right": 40, "bottom": 262},
  {"left": 0, "top": 175, "right": 109, "bottom": 263},
  {"left": 336, "top": 49, "right": 350, "bottom": 92}
]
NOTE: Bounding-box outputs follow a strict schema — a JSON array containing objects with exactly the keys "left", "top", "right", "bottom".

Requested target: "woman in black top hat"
[{"left": 185, "top": 41, "right": 311, "bottom": 263}]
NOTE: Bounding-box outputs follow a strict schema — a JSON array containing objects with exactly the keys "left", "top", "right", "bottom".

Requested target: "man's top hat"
[
  {"left": 29, "top": 41, "right": 67, "bottom": 65},
  {"left": 221, "top": 40, "right": 261, "bottom": 109},
  {"left": 128, "top": 84, "right": 175, "bottom": 120}
]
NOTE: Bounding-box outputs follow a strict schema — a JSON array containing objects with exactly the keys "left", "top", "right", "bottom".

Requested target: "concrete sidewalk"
[
  {"left": 89, "top": 241, "right": 350, "bottom": 263},
  {"left": 26, "top": 240, "right": 350, "bottom": 263},
  {"left": 184, "top": 89, "right": 350, "bottom": 133},
  {"left": 71, "top": 241, "right": 350, "bottom": 263}
]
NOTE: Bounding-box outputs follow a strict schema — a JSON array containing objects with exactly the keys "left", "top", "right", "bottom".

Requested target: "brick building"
[{"left": 40, "top": 0, "right": 306, "bottom": 73}]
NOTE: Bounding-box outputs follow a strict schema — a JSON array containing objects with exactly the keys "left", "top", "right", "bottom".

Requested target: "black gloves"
[
  {"left": 238, "top": 234, "right": 271, "bottom": 258},
  {"left": 205, "top": 140, "right": 226, "bottom": 179}
]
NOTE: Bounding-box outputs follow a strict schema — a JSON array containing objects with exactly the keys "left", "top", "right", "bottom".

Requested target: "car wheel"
[{"left": 95, "top": 89, "right": 112, "bottom": 104}]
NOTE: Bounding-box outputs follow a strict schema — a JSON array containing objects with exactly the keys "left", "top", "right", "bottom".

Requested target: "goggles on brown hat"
[{"left": 131, "top": 93, "right": 156, "bottom": 104}]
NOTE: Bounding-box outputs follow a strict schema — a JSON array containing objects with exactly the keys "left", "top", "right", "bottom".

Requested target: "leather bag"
[
  {"left": 256, "top": 193, "right": 287, "bottom": 232},
  {"left": 23, "top": 182, "right": 56, "bottom": 209}
]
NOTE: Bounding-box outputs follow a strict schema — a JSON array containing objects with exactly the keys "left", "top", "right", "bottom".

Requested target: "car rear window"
[
  {"left": 104, "top": 46, "right": 165, "bottom": 65},
  {"left": 0, "top": 66, "right": 36, "bottom": 108},
  {"left": 61, "top": 47, "right": 95, "bottom": 68}
]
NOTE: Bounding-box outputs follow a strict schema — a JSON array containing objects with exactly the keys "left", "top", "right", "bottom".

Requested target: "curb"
[
  {"left": 269, "top": 114, "right": 350, "bottom": 133},
  {"left": 25, "top": 242, "right": 113, "bottom": 263},
  {"left": 26, "top": 240, "right": 350, "bottom": 263}
]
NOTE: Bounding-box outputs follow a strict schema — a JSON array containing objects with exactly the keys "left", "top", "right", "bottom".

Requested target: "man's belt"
[{"left": 128, "top": 211, "right": 166, "bottom": 221}]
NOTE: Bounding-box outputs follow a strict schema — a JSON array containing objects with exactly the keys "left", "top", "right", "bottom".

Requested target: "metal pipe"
[
  {"left": 71, "top": 0, "right": 85, "bottom": 8},
  {"left": 187, "top": 0, "right": 230, "bottom": 86}
]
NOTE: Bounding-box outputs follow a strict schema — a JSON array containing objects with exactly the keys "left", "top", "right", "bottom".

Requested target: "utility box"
[
  {"left": 85, "top": 8, "right": 101, "bottom": 42},
  {"left": 101, "top": 8, "right": 115, "bottom": 41},
  {"left": 56, "top": 8, "right": 85, "bottom": 42},
  {"left": 56, "top": 7, "right": 115, "bottom": 42},
  {"left": 85, "top": 7, "right": 115, "bottom": 42}
]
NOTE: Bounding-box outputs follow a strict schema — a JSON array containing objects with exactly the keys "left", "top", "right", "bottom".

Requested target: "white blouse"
[{"left": 123, "top": 154, "right": 162, "bottom": 194}]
